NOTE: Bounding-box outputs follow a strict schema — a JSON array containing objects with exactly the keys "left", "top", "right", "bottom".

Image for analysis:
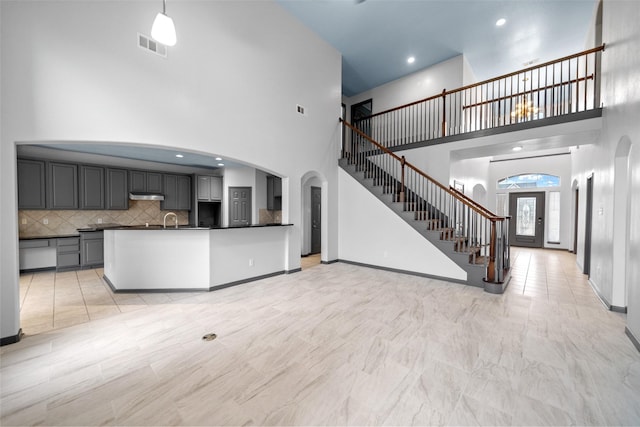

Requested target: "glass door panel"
[{"left": 509, "top": 192, "right": 545, "bottom": 247}]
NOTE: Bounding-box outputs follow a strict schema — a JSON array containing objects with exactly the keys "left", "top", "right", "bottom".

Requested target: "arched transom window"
[{"left": 497, "top": 173, "right": 560, "bottom": 189}]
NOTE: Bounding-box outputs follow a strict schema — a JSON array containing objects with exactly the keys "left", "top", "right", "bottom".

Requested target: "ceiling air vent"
[{"left": 138, "top": 33, "right": 167, "bottom": 58}]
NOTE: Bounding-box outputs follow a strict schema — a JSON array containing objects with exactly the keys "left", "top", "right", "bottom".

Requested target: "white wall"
[
  {"left": 338, "top": 169, "right": 466, "bottom": 281},
  {"left": 344, "top": 55, "right": 465, "bottom": 120},
  {"left": 450, "top": 156, "right": 490, "bottom": 201},
  {"left": 0, "top": 0, "right": 341, "bottom": 341},
  {"left": 462, "top": 55, "right": 478, "bottom": 86},
  {"left": 571, "top": 0, "right": 640, "bottom": 329}
]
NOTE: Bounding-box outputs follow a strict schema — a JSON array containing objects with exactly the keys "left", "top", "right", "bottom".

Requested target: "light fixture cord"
[{"left": 162, "top": 0, "right": 167, "bottom": 14}]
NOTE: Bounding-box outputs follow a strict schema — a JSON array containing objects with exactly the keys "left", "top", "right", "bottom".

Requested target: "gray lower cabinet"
[
  {"left": 48, "top": 162, "right": 78, "bottom": 209},
  {"left": 81, "top": 232, "right": 104, "bottom": 267},
  {"left": 56, "top": 237, "right": 81, "bottom": 271},
  {"left": 17, "top": 159, "right": 46, "bottom": 209},
  {"left": 106, "top": 168, "right": 129, "bottom": 210},
  {"left": 162, "top": 174, "right": 191, "bottom": 210},
  {"left": 19, "top": 238, "right": 57, "bottom": 271},
  {"left": 80, "top": 165, "right": 105, "bottom": 210}
]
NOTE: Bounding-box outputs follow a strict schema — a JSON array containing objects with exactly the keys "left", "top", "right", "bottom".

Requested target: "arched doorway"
[{"left": 301, "top": 171, "right": 328, "bottom": 269}]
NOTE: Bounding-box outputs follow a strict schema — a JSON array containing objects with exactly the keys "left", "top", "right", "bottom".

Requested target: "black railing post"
[
  {"left": 441, "top": 88, "right": 447, "bottom": 137},
  {"left": 400, "top": 156, "right": 406, "bottom": 203}
]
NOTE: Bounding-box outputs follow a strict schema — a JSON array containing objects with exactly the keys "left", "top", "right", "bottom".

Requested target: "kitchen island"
[{"left": 103, "top": 225, "right": 294, "bottom": 292}]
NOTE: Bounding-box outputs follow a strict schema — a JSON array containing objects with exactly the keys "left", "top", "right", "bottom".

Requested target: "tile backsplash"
[
  {"left": 258, "top": 209, "right": 282, "bottom": 225},
  {"left": 18, "top": 200, "right": 189, "bottom": 238}
]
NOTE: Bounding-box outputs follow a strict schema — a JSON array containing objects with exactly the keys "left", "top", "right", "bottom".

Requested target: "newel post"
[
  {"left": 487, "top": 219, "right": 496, "bottom": 283},
  {"left": 441, "top": 88, "right": 447, "bottom": 137},
  {"left": 400, "top": 156, "right": 406, "bottom": 203}
]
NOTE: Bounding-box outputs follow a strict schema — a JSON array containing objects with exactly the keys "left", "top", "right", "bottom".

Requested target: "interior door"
[
  {"left": 311, "top": 186, "right": 321, "bottom": 254},
  {"left": 584, "top": 175, "right": 594, "bottom": 276},
  {"left": 229, "top": 187, "right": 251, "bottom": 227},
  {"left": 509, "top": 192, "right": 545, "bottom": 247}
]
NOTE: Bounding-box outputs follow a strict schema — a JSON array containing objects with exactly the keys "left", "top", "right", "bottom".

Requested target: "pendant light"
[{"left": 151, "top": 0, "right": 176, "bottom": 46}]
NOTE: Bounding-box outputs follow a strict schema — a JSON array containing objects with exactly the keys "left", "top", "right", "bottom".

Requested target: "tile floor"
[
  {"left": 2, "top": 248, "right": 639, "bottom": 425},
  {"left": 18, "top": 255, "right": 324, "bottom": 336},
  {"left": 300, "top": 254, "right": 321, "bottom": 270}
]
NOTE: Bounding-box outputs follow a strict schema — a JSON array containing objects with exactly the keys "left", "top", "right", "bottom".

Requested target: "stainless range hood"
[{"left": 129, "top": 192, "right": 165, "bottom": 201}]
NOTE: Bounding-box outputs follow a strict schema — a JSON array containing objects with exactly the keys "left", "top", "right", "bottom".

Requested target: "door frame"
[
  {"left": 509, "top": 191, "right": 546, "bottom": 248},
  {"left": 584, "top": 174, "right": 594, "bottom": 276},
  {"left": 310, "top": 186, "right": 321, "bottom": 255}
]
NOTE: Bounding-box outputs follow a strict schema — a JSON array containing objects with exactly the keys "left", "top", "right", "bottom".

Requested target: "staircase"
[{"left": 340, "top": 119, "right": 510, "bottom": 294}]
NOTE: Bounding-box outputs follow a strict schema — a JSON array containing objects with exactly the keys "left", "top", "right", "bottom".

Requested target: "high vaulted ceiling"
[{"left": 277, "top": 0, "right": 597, "bottom": 97}]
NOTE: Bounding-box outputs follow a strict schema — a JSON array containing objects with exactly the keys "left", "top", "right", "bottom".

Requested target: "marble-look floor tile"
[{"left": 4, "top": 248, "right": 640, "bottom": 426}]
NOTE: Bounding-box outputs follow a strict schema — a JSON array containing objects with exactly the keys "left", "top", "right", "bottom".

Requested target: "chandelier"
[{"left": 511, "top": 95, "right": 539, "bottom": 119}]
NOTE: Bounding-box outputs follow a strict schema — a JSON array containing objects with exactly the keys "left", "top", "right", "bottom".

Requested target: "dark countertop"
[
  {"left": 20, "top": 223, "right": 293, "bottom": 239},
  {"left": 20, "top": 233, "right": 80, "bottom": 240},
  {"left": 101, "top": 224, "right": 294, "bottom": 231}
]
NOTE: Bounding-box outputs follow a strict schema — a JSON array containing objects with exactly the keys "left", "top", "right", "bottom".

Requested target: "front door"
[
  {"left": 229, "top": 187, "right": 251, "bottom": 227},
  {"left": 509, "top": 192, "right": 545, "bottom": 247},
  {"left": 311, "top": 186, "right": 321, "bottom": 254}
]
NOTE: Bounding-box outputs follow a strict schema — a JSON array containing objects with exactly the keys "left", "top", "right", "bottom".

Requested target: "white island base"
[{"left": 103, "top": 226, "right": 294, "bottom": 292}]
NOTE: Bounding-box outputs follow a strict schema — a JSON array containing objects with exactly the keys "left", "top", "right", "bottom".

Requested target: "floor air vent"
[{"left": 138, "top": 33, "right": 167, "bottom": 58}]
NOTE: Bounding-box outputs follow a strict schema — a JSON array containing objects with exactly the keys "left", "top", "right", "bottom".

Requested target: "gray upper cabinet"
[
  {"left": 162, "top": 174, "right": 191, "bottom": 210},
  {"left": 197, "top": 175, "right": 222, "bottom": 201},
  {"left": 147, "top": 173, "right": 163, "bottom": 193},
  {"left": 48, "top": 162, "right": 78, "bottom": 210},
  {"left": 130, "top": 170, "right": 162, "bottom": 193},
  {"left": 129, "top": 170, "right": 146, "bottom": 192},
  {"left": 177, "top": 175, "right": 191, "bottom": 210},
  {"left": 79, "top": 165, "right": 105, "bottom": 210},
  {"left": 266, "top": 175, "right": 282, "bottom": 211},
  {"left": 17, "top": 159, "right": 46, "bottom": 209},
  {"left": 106, "top": 168, "right": 129, "bottom": 210}
]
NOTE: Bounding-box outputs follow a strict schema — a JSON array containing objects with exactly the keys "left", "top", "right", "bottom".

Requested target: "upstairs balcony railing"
[{"left": 353, "top": 45, "right": 605, "bottom": 149}]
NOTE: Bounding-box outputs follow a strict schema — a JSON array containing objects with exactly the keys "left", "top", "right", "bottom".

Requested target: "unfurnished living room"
[{"left": 1, "top": 0, "right": 640, "bottom": 426}]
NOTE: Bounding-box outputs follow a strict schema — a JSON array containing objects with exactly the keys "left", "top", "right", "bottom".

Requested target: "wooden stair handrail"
[
  {"left": 354, "top": 44, "right": 605, "bottom": 122},
  {"left": 341, "top": 118, "right": 504, "bottom": 221},
  {"left": 449, "top": 186, "right": 499, "bottom": 218}
]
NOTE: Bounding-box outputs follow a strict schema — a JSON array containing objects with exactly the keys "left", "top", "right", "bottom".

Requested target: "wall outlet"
[
  {"left": 43, "top": 218, "right": 48, "bottom": 225},
  {"left": 97, "top": 218, "right": 103, "bottom": 224},
  {"left": 249, "top": 258, "right": 254, "bottom": 267},
  {"left": 21, "top": 218, "right": 27, "bottom": 225},
  {"left": 383, "top": 251, "right": 388, "bottom": 258}
]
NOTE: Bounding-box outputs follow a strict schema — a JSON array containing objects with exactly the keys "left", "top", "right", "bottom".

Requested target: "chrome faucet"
[{"left": 163, "top": 212, "right": 178, "bottom": 229}]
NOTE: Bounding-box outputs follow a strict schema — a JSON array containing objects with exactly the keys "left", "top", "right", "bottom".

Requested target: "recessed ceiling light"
[
  {"left": 407, "top": 56, "right": 415, "bottom": 64},
  {"left": 217, "top": 163, "right": 225, "bottom": 167},
  {"left": 512, "top": 146, "right": 523, "bottom": 152},
  {"left": 175, "top": 154, "right": 184, "bottom": 158},
  {"left": 496, "top": 18, "right": 506, "bottom": 27},
  {"left": 215, "top": 157, "right": 222, "bottom": 161}
]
